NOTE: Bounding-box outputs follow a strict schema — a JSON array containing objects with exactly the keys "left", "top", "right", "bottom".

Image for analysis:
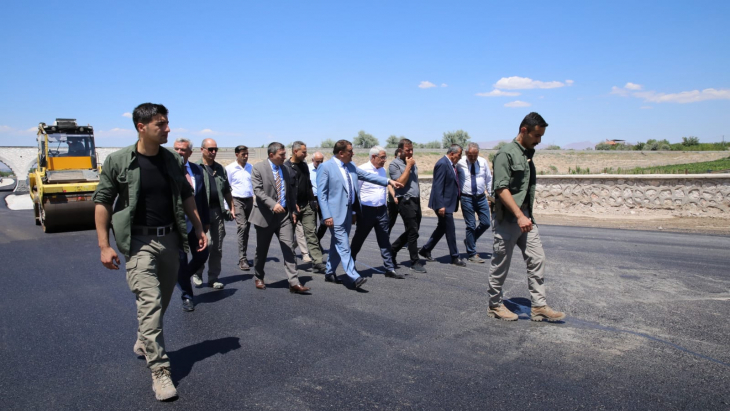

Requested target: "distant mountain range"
[{"left": 472, "top": 140, "right": 597, "bottom": 150}]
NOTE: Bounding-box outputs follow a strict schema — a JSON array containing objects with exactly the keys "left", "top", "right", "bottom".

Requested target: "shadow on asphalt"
[
  {"left": 168, "top": 337, "right": 242, "bottom": 383},
  {"left": 223, "top": 273, "right": 254, "bottom": 285},
  {"left": 196, "top": 288, "right": 238, "bottom": 304}
]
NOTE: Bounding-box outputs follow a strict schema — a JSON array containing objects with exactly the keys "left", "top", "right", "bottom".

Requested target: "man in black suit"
[
  {"left": 173, "top": 138, "right": 210, "bottom": 312},
  {"left": 249, "top": 142, "right": 311, "bottom": 294},
  {"left": 419, "top": 144, "right": 467, "bottom": 267}
]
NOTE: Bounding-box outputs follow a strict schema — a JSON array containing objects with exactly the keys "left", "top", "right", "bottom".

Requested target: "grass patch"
[{"left": 604, "top": 156, "right": 730, "bottom": 174}]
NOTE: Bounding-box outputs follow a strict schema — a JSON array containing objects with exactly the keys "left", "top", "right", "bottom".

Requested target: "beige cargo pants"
[
  {"left": 487, "top": 209, "right": 547, "bottom": 308},
  {"left": 126, "top": 232, "right": 180, "bottom": 370}
]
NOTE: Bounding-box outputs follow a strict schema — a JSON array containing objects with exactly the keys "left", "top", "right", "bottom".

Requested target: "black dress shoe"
[
  {"left": 384, "top": 270, "right": 405, "bottom": 279},
  {"left": 410, "top": 262, "right": 427, "bottom": 273},
  {"left": 324, "top": 275, "right": 342, "bottom": 284},
  {"left": 313, "top": 263, "right": 326, "bottom": 273},
  {"left": 182, "top": 298, "right": 194, "bottom": 312},
  {"left": 451, "top": 258, "right": 467, "bottom": 267},
  {"left": 419, "top": 248, "right": 434, "bottom": 261},
  {"left": 354, "top": 277, "right": 368, "bottom": 289}
]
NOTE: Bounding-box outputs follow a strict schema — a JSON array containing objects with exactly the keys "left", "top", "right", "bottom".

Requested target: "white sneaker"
[
  {"left": 208, "top": 281, "right": 224, "bottom": 289},
  {"left": 133, "top": 339, "right": 145, "bottom": 357},
  {"left": 151, "top": 367, "right": 177, "bottom": 401},
  {"left": 192, "top": 275, "right": 202, "bottom": 287},
  {"left": 302, "top": 254, "right": 312, "bottom": 263}
]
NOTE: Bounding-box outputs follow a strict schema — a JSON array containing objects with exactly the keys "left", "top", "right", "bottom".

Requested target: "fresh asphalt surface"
[{"left": 1, "top": 190, "right": 729, "bottom": 410}]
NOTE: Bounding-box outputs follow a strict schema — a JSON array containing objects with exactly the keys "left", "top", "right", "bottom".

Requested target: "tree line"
[
  {"left": 319, "top": 130, "right": 473, "bottom": 150},
  {"left": 595, "top": 136, "right": 728, "bottom": 151}
]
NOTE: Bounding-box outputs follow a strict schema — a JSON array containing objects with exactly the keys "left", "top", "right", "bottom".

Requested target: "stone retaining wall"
[{"left": 418, "top": 175, "right": 730, "bottom": 218}]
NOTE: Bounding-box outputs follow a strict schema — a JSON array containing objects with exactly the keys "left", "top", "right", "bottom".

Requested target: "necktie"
[
  {"left": 274, "top": 166, "right": 282, "bottom": 205},
  {"left": 343, "top": 164, "right": 353, "bottom": 206},
  {"left": 470, "top": 162, "right": 477, "bottom": 195}
]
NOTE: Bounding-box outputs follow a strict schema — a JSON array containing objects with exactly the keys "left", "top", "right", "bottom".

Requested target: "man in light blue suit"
[{"left": 317, "top": 139, "right": 403, "bottom": 289}]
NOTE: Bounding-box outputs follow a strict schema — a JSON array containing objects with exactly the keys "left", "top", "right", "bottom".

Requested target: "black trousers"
[
  {"left": 391, "top": 197, "right": 422, "bottom": 264},
  {"left": 177, "top": 230, "right": 210, "bottom": 300},
  {"left": 421, "top": 212, "right": 459, "bottom": 259},
  {"left": 387, "top": 198, "right": 399, "bottom": 234},
  {"left": 350, "top": 205, "right": 395, "bottom": 271}
]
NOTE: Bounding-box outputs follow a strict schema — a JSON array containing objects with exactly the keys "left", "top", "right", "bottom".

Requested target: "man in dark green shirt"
[
  {"left": 93, "top": 103, "right": 207, "bottom": 401},
  {"left": 487, "top": 112, "right": 565, "bottom": 323}
]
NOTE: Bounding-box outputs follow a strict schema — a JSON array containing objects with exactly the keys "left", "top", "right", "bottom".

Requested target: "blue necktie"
[
  {"left": 343, "top": 164, "right": 353, "bottom": 206},
  {"left": 470, "top": 162, "right": 478, "bottom": 195}
]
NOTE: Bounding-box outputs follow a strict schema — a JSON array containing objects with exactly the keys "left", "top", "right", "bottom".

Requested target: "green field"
[{"left": 605, "top": 156, "right": 730, "bottom": 174}]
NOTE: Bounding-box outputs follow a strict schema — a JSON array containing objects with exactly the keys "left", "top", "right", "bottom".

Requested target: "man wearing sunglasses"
[{"left": 194, "top": 138, "right": 235, "bottom": 290}]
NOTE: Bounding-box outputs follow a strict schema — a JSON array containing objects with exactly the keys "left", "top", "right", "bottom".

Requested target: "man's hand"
[
  {"left": 517, "top": 215, "right": 533, "bottom": 233},
  {"left": 352, "top": 214, "right": 357, "bottom": 225},
  {"left": 324, "top": 217, "right": 334, "bottom": 227},
  {"left": 406, "top": 157, "right": 416, "bottom": 167},
  {"left": 438, "top": 207, "right": 445, "bottom": 217},
  {"left": 292, "top": 213, "right": 298, "bottom": 224},
  {"left": 196, "top": 229, "right": 209, "bottom": 252},
  {"left": 204, "top": 224, "right": 210, "bottom": 233},
  {"left": 229, "top": 207, "right": 236, "bottom": 221},
  {"left": 394, "top": 197, "right": 399, "bottom": 205},
  {"left": 100, "top": 246, "right": 120, "bottom": 270},
  {"left": 388, "top": 179, "right": 404, "bottom": 189},
  {"left": 273, "top": 204, "right": 286, "bottom": 214},
  {"left": 296, "top": 204, "right": 300, "bottom": 213}
]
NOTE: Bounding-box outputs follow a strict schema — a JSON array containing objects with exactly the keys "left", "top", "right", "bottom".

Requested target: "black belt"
[
  {"left": 233, "top": 196, "right": 253, "bottom": 200},
  {"left": 131, "top": 224, "right": 176, "bottom": 237},
  {"left": 462, "top": 193, "right": 486, "bottom": 199}
]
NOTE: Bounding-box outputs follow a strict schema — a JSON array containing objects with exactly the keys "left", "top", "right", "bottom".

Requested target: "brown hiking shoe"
[
  {"left": 531, "top": 305, "right": 566, "bottom": 322},
  {"left": 488, "top": 304, "right": 518, "bottom": 321},
  {"left": 151, "top": 367, "right": 178, "bottom": 401}
]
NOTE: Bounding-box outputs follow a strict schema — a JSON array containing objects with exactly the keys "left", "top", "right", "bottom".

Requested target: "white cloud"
[
  {"left": 441, "top": 83, "right": 448, "bottom": 87},
  {"left": 122, "top": 112, "right": 133, "bottom": 118},
  {"left": 610, "top": 86, "right": 630, "bottom": 96},
  {"left": 504, "top": 100, "right": 532, "bottom": 108},
  {"left": 0, "top": 125, "right": 39, "bottom": 135},
  {"left": 565, "top": 79, "right": 574, "bottom": 86},
  {"left": 611, "top": 83, "right": 730, "bottom": 103},
  {"left": 0, "top": 125, "right": 13, "bottom": 133},
  {"left": 634, "top": 88, "right": 730, "bottom": 103},
  {"left": 476, "top": 89, "right": 521, "bottom": 97},
  {"left": 200, "top": 129, "right": 215, "bottom": 134},
  {"left": 494, "top": 76, "right": 566, "bottom": 90},
  {"left": 418, "top": 81, "right": 437, "bottom": 89}
]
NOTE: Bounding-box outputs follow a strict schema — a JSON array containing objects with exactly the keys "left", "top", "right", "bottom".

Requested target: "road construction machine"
[{"left": 29, "top": 119, "right": 100, "bottom": 232}]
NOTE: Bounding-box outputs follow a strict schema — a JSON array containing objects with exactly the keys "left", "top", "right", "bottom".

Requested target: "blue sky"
[{"left": 1, "top": 0, "right": 728, "bottom": 149}]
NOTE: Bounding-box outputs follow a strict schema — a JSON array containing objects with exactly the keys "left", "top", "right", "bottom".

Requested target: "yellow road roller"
[{"left": 29, "top": 119, "right": 100, "bottom": 232}]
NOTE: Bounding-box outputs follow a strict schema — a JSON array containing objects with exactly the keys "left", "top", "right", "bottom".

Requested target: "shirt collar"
[
  {"left": 268, "top": 159, "right": 280, "bottom": 171},
  {"left": 333, "top": 157, "right": 345, "bottom": 167}
]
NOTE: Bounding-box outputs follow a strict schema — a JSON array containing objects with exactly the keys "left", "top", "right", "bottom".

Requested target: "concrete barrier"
[{"left": 417, "top": 175, "right": 730, "bottom": 218}]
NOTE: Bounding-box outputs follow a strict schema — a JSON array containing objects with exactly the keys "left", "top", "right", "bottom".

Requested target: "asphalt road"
[{"left": 1, "top": 191, "right": 729, "bottom": 410}]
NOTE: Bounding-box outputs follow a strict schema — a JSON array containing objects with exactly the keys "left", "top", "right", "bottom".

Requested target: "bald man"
[{"left": 194, "top": 138, "right": 235, "bottom": 289}]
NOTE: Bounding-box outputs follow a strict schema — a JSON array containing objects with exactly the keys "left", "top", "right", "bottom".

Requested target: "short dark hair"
[
  {"left": 267, "top": 142, "right": 285, "bottom": 156},
  {"left": 519, "top": 112, "right": 548, "bottom": 133},
  {"left": 333, "top": 139, "right": 352, "bottom": 155},
  {"left": 447, "top": 144, "right": 462, "bottom": 155},
  {"left": 235, "top": 145, "right": 248, "bottom": 153},
  {"left": 292, "top": 141, "right": 306, "bottom": 151},
  {"left": 398, "top": 138, "right": 413, "bottom": 150},
  {"left": 394, "top": 148, "right": 402, "bottom": 157},
  {"left": 132, "top": 103, "right": 168, "bottom": 130}
]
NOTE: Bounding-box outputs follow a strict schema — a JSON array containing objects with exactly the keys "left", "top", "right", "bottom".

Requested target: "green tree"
[
  {"left": 595, "top": 142, "right": 612, "bottom": 150},
  {"left": 682, "top": 136, "right": 700, "bottom": 146},
  {"left": 423, "top": 140, "right": 441, "bottom": 149},
  {"left": 386, "top": 135, "right": 402, "bottom": 148},
  {"left": 353, "top": 130, "right": 379, "bottom": 148},
  {"left": 320, "top": 139, "right": 335, "bottom": 148},
  {"left": 544, "top": 144, "right": 561, "bottom": 150},
  {"left": 442, "top": 130, "right": 470, "bottom": 148},
  {"left": 493, "top": 141, "right": 508, "bottom": 150}
]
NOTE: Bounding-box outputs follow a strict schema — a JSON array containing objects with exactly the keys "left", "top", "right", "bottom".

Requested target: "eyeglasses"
[
  {"left": 377, "top": 155, "right": 387, "bottom": 160},
  {"left": 204, "top": 147, "right": 219, "bottom": 153}
]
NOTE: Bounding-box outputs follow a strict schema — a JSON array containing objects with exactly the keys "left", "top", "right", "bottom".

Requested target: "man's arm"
[
  {"left": 483, "top": 157, "right": 493, "bottom": 199},
  {"left": 316, "top": 163, "right": 333, "bottom": 226},
  {"left": 431, "top": 160, "right": 447, "bottom": 212},
  {"left": 252, "top": 165, "right": 280, "bottom": 212},
  {"left": 387, "top": 184, "right": 398, "bottom": 204},
  {"left": 394, "top": 157, "right": 415, "bottom": 186},
  {"left": 492, "top": 152, "right": 531, "bottom": 232},
  {"left": 184, "top": 196, "right": 209, "bottom": 250},
  {"left": 495, "top": 188, "right": 531, "bottom": 232},
  {"left": 95, "top": 203, "right": 120, "bottom": 270}
]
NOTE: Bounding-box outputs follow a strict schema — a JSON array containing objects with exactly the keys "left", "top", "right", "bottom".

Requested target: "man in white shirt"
[
  {"left": 456, "top": 142, "right": 493, "bottom": 263},
  {"left": 309, "top": 152, "right": 327, "bottom": 241},
  {"left": 226, "top": 145, "right": 254, "bottom": 271},
  {"left": 350, "top": 146, "right": 404, "bottom": 279}
]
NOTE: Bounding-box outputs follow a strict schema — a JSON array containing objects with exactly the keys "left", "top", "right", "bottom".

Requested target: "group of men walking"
[{"left": 93, "top": 103, "right": 564, "bottom": 401}]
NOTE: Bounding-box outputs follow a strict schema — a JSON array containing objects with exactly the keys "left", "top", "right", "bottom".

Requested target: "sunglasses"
[{"left": 204, "top": 147, "right": 219, "bottom": 153}]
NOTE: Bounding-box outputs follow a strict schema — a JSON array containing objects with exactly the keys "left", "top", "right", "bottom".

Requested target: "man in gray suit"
[{"left": 250, "top": 142, "right": 311, "bottom": 294}]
